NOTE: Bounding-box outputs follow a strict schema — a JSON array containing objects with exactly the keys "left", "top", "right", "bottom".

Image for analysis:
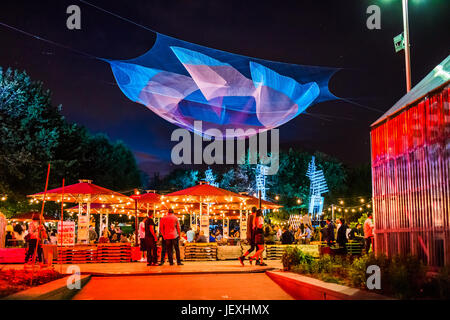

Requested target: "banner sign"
[
  {"left": 57, "top": 221, "right": 75, "bottom": 246},
  {"left": 77, "top": 214, "right": 89, "bottom": 243},
  {"left": 200, "top": 215, "right": 209, "bottom": 241},
  {"left": 240, "top": 213, "right": 247, "bottom": 240}
]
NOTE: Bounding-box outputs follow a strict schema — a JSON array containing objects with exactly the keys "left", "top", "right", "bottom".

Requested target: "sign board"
[
  {"left": 57, "top": 221, "right": 75, "bottom": 246},
  {"left": 223, "top": 218, "right": 229, "bottom": 238},
  {"left": 240, "top": 213, "right": 247, "bottom": 240},
  {"left": 394, "top": 32, "right": 405, "bottom": 53},
  {"left": 200, "top": 215, "right": 209, "bottom": 242},
  {"left": 190, "top": 214, "right": 197, "bottom": 231},
  {"left": 77, "top": 214, "right": 89, "bottom": 243}
]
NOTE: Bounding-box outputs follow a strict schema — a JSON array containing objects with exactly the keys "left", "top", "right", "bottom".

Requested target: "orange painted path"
[{"left": 73, "top": 273, "right": 294, "bottom": 300}]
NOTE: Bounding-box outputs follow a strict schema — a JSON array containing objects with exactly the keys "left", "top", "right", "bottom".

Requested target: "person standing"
[
  {"left": 364, "top": 213, "right": 375, "bottom": 253},
  {"left": 301, "top": 224, "right": 312, "bottom": 244},
  {"left": 89, "top": 225, "right": 98, "bottom": 243},
  {"left": 281, "top": 226, "right": 294, "bottom": 244},
  {"left": 250, "top": 209, "right": 267, "bottom": 266},
  {"left": 145, "top": 211, "right": 158, "bottom": 266},
  {"left": 238, "top": 207, "right": 257, "bottom": 266},
  {"left": 139, "top": 218, "right": 147, "bottom": 262},
  {"left": 25, "top": 214, "right": 45, "bottom": 263},
  {"left": 336, "top": 218, "right": 348, "bottom": 250},
  {"left": 325, "top": 219, "right": 335, "bottom": 246},
  {"left": 159, "top": 209, "right": 183, "bottom": 265}
]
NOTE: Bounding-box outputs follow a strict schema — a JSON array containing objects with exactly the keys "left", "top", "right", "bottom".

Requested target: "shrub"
[
  {"left": 421, "top": 266, "right": 450, "bottom": 300},
  {"left": 281, "top": 246, "right": 314, "bottom": 271}
]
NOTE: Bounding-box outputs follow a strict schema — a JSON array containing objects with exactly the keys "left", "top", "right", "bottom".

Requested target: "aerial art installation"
[
  {"left": 306, "top": 156, "right": 329, "bottom": 221},
  {"left": 106, "top": 33, "right": 339, "bottom": 139}
]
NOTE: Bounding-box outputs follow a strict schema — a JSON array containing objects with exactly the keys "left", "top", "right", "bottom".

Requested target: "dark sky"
[{"left": 1, "top": 0, "right": 449, "bottom": 176}]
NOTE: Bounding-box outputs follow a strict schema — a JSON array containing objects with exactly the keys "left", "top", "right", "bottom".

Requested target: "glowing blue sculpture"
[
  {"left": 255, "top": 164, "right": 268, "bottom": 201},
  {"left": 306, "top": 156, "right": 328, "bottom": 220},
  {"left": 107, "top": 33, "right": 338, "bottom": 139},
  {"left": 205, "top": 167, "right": 218, "bottom": 187}
]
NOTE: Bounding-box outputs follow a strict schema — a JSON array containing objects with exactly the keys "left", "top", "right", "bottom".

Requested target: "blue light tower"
[
  {"left": 205, "top": 167, "right": 219, "bottom": 187},
  {"left": 255, "top": 164, "right": 268, "bottom": 201},
  {"left": 306, "top": 156, "right": 328, "bottom": 222}
]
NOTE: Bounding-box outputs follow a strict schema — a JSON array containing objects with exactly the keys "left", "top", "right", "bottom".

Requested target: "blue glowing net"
[{"left": 106, "top": 33, "right": 338, "bottom": 138}]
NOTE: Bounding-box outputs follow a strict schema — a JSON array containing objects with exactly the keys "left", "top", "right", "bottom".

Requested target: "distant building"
[{"left": 370, "top": 55, "right": 449, "bottom": 267}]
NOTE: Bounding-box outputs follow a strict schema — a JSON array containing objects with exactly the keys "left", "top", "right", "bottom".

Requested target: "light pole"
[{"left": 402, "top": 0, "right": 412, "bottom": 92}]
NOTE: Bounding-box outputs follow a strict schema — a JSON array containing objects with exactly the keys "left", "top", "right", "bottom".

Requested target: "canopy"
[
  {"left": 164, "top": 183, "right": 246, "bottom": 204},
  {"left": 28, "top": 180, "right": 131, "bottom": 204},
  {"left": 10, "top": 211, "right": 59, "bottom": 222},
  {"left": 135, "top": 192, "right": 161, "bottom": 204},
  {"left": 107, "top": 33, "right": 338, "bottom": 139}
]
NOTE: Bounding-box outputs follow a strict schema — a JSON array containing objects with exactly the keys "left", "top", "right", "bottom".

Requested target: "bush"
[
  {"left": 281, "top": 246, "right": 314, "bottom": 271},
  {"left": 285, "top": 249, "right": 439, "bottom": 299},
  {"left": 421, "top": 266, "right": 450, "bottom": 300}
]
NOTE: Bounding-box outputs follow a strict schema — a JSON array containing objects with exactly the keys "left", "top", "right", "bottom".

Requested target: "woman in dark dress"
[{"left": 250, "top": 209, "right": 267, "bottom": 266}]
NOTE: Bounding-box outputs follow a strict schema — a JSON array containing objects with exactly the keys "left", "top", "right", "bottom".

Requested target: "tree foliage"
[{"left": 0, "top": 67, "right": 142, "bottom": 216}]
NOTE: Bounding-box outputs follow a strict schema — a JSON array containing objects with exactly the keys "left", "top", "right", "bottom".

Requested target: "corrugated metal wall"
[{"left": 370, "top": 84, "right": 449, "bottom": 267}]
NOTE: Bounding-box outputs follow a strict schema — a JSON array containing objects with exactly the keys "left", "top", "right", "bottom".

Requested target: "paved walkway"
[
  {"left": 1, "top": 260, "right": 283, "bottom": 276},
  {"left": 73, "top": 273, "right": 294, "bottom": 300}
]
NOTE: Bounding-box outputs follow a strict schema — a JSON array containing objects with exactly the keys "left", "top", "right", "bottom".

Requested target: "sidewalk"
[{"left": 1, "top": 260, "right": 283, "bottom": 276}]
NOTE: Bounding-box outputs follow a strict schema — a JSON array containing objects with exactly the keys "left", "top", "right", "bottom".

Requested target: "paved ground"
[
  {"left": 73, "top": 273, "right": 294, "bottom": 300},
  {"left": 1, "top": 260, "right": 283, "bottom": 275}
]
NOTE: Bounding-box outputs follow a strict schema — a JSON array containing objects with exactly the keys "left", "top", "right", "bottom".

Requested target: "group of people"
[
  {"left": 97, "top": 224, "right": 134, "bottom": 244},
  {"left": 5, "top": 215, "right": 60, "bottom": 263},
  {"left": 238, "top": 207, "right": 267, "bottom": 266},
  {"left": 139, "top": 209, "right": 184, "bottom": 266},
  {"left": 319, "top": 213, "right": 374, "bottom": 253}
]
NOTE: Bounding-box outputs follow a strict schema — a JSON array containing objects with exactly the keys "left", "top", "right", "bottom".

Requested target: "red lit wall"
[{"left": 370, "top": 84, "right": 449, "bottom": 267}]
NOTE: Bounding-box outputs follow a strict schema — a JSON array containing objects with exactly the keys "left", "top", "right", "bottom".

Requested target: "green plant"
[
  {"left": 421, "top": 266, "right": 450, "bottom": 300},
  {"left": 281, "top": 246, "right": 314, "bottom": 271}
]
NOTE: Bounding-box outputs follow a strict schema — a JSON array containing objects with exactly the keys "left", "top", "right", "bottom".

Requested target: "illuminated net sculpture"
[
  {"left": 306, "top": 156, "right": 329, "bottom": 221},
  {"left": 106, "top": 33, "right": 338, "bottom": 139}
]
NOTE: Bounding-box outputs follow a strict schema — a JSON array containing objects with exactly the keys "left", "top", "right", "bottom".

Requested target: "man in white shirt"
[{"left": 186, "top": 227, "right": 195, "bottom": 243}]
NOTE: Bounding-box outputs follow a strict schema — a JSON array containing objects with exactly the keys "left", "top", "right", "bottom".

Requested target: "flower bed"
[
  {"left": 0, "top": 268, "right": 65, "bottom": 298},
  {"left": 281, "top": 247, "right": 450, "bottom": 300}
]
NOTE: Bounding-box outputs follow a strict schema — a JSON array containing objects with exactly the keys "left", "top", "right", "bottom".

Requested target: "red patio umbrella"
[
  {"left": 164, "top": 182, "right": 248, "bottom": 239},
  {"left": 10, "top": 211, "right": 59, "bottom": 222},
  {"left": 28, "top": 179, "right": 132, "bottom": 244}
]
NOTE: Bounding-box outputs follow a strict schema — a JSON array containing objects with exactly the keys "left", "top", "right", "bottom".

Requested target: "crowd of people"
[
  {"left": 4, "top": 209, "right": 375, "bottom": 266},
  {"left": 4, "top": 214, "right": 56, "bottom": 263}
]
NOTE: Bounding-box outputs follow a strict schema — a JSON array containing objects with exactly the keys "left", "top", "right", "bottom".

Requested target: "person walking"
[
  {"left": 250, "top": 209, "right": 267, "bottom": 266},
  {"left": 145, "top": 210, "right": 158, "bottom": 266},
  {"left": 364, "top": 213, "right": 375, "bottom": 253},
  {"left": 238, "top": 207, "right": 258, "bottom": 266},
  {"left": 159, "top": 209, "right": 183, "bottom": 265}
]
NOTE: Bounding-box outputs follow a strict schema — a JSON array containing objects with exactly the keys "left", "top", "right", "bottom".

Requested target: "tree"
[{"left": 0, "top": 67, "right": 142, "bottom": 216}]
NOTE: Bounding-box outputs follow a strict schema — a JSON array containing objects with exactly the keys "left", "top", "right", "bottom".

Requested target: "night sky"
[{"left": 1, "top": 0, "right": 449, "bottom": 176}]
